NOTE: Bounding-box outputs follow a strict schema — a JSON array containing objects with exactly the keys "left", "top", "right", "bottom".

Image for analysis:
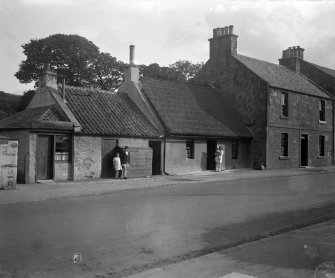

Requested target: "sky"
[{"left": 0, "top": 0, "right": 335, "bottom": 95}]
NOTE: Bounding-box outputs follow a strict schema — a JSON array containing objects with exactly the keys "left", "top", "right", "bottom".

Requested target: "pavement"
[
  {"left": 128, "top": 219, "right": 335, "bottom": 278},
  {"left": 1, "top": 166, "right": 335, "bottom": 205}
]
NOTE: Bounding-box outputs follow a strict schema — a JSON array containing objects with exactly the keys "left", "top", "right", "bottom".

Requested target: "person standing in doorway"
[
  {"left": 113, "top": 153, "right": 122, "bottom": 179},
  {"left": 121, "top": 146, "right": 130, "bottom": 179},
  {"left": 214, "top": 145, "right": 224, "bottom": 172}
]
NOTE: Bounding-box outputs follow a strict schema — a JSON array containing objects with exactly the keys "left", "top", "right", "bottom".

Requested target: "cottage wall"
[
  {"left": 73, "top": 136, "right": 101, "bottom": 180},
  {"left": 165, "top": 139, "right": 207, "bottom": 174},
  {"left": 0, "top": 137, "right": 18, "bottom": 188}
]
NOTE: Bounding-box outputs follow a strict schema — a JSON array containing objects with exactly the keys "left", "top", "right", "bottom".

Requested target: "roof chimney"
[
  {"left": 124, "top": 45, "right": 139, "bottom": 83},
  {"left": 279, "top": 46, "right": 305, "bottom": 73},
  {"left": 38, "top": 63, "right": 58, "bottom": 90},
  {"left": 129, "top": 45, "right": 135, "bottom": 65},
  {"left": 209, "top": 25, "right": 238, "bottom": 60}
]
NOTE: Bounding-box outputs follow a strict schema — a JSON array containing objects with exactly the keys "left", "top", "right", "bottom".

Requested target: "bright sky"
[{"left": 1, "top": 0, "right": 335, "bottom": 94}]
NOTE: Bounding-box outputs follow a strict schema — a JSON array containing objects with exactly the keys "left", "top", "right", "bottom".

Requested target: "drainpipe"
[
  {"left": 62, "top": 78, "right": 66, "bottom": 102},
  {"left": 162, "top": 138, "right": 169, "bottom": 175}
]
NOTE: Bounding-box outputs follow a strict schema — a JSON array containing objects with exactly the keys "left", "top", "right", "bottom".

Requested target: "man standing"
[{"left": 121, "top": 146, "right": 130, "bottom": 179}]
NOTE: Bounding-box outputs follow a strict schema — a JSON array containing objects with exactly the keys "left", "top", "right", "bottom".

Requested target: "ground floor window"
[
  {"left": 232, "top": 141, "right": 238, "bottom": 159},
  {"left": 319, "top": 135, "right": 325, "bottom": 157},
  {"left": 281, "top": 133, "right": 288, "bottom": 157},
  {"left": 186, "top": 140, "right": 194, "bottom": 159},
  {"left": 55, "top": 135, "right": 71, "bottom": 161}
]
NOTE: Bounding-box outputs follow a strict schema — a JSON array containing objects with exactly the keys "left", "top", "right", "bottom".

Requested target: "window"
[
  {"left": 55, "top": 135, "right": 71, "bottom": 161},
  {"left": 281, "top": 92, "right": 288, "bottom": 117},
  {"left": 232, "top": 141, "right": 238, "bottom": 159},
  {"left": 319, "top": 135, "right": 325, "bottom": 157},
  {"left": 319, "top": 100, "right": 325, "bottom": 122},
  {"left": 186, "top": 140, "right": 194, "bottom": 159},
  {"left": 281, "top": 133, "right": 288, "bottom": 157}
]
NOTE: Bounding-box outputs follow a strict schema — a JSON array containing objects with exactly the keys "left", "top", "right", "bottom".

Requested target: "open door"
[
  {"left": 300, "top": 134, "right": 308, "bottom": 167},
  {"left": 101, "top": 139, "right": 118, "bottom": 178},
  {"left": 207, "top": 140, "right": 217, "bottom": 170},
  {"left": 149, "top": 140, "right": 162, "bottom": 175}
]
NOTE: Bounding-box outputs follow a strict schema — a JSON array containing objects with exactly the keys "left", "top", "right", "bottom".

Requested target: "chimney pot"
[
  {"left": 224, "top": 26, "right": 229, "bottom": 35},
  {"left": 129, "top": 45, "right": 135, "bottom": 65},
  {"left": 229, "top": 25, "right": 234, "bottom": 34}
]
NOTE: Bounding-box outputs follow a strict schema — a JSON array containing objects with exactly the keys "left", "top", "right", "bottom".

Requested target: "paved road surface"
[{"left": 1, "top": 173, "right": 335, "bottom": 277}]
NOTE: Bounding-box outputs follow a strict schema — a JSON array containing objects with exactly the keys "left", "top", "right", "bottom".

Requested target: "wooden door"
[
  {"left": 101, "top": 139, "right": 117, "bottom": 178},
  {"left": 36, "top": 135, "right": 53, "bottom": 180}
]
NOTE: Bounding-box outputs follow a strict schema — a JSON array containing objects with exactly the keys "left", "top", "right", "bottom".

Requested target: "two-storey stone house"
[{"left": 195, "top": 26, "right": 334, "bottom": 169}]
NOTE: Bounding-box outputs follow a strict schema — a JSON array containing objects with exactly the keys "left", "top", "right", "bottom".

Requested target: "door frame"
[
  {"left": 35, "top": 134, "right": 54, "bottom": 180},
  {"left": 207, "top": 139, "right": 217, "bottom": 170}
]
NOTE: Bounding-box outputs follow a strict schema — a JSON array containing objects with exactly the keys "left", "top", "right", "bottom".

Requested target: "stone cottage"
[
  {"left": 119, "top": 46, "right": 253, "bottom": 174},
  {"left": 194, "top": 26, "right": 334, "bottom": 169},
  {"left": 0, "top": 65, "right": 160, "bottom": 183}
]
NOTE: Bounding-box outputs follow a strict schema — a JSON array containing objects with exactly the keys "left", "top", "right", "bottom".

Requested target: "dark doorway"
[
  {"left": 101, "top": 139, "right": 118, "bottom": 178},
  {"left": 207, "top": 140, "right": 217, "bottom": 170},
  {"left": 36, "top": 135, "right": 53, "bottom": 180},
  {"left": 149, "top": 141, "right": 161, "bottom": 175},
  {"left": 300, "top": 134, "right": 308, "bottom": 167}
]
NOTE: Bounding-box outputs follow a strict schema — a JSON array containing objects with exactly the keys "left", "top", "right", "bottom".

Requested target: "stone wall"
[
  {"left": 73, "top": 136, "right": 101, "bottom": 180},
  {"left": 0, "top": 137, "right": 18, "bottom": 189},
  {"left": 195, "top": 56, "right": 268, "bottom": 168},
  {"left": 267, "top": 89, "right": 334, "bottom": 168},
  {"left": 0, "top": 130, "right": 30, "bottom": 183}
]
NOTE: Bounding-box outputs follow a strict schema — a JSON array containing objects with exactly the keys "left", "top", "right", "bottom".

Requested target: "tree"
[
  {"left": 15, "top": 34, "right": 124, "bottom": 91},
  {"left": 140, "top": 60, "right": 203, "bottom": 82},
  {"left": 89, "top": 52, "right": 126, "bottom": 91},
  {"left": 169, "top": 60, "right": 204, "bottom": 81},
  {"left": 17, "top": 90, "right": 35, "bottom": 112}
]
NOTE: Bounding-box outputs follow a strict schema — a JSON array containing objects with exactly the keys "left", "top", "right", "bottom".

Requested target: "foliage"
[
  {"left": 140, "top": 60, "right": 203, "bottom": 82},
  {"left": 169, "top": 60, "right": 204, "bottom": 81},
  {"left": 15, "top": 34, "right": 124, "bottom": 91},
  {"left": 0, "top": 91, "right": 21, "bottom": 120},
  {"left": 18, "top": 90, "right": 35, "bottom": 112}
]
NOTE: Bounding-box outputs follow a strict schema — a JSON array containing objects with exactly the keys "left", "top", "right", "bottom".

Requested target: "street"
[{"left": 1, "top": 172, "right": 335, "bottom": 277}]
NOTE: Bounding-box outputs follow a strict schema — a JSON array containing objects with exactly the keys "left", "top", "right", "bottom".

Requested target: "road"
[{"left": 1, "top": 173, "right": 335, "bottom": 277}]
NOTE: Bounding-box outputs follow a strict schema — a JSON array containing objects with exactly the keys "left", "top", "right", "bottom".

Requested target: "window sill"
[
  {"left": 279, "top": 156, "right": 290, "bottom": 160},
  {"left": 54, "top": 160, "right": 70, "bottom": 163},
  {"left": 280, "top": 115, "right": 289, "bottom": 119},
  {"left": 317, "top": 156, "right": 326, "bottom": 159},
  {"left": 319, "top": 120, "right": 327, "bottom": 124}
]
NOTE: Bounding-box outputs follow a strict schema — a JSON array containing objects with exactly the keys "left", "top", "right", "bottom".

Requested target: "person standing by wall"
[
  {"left": 121, "top": 146, "right": 131, "bottom": 179},
  {"left": 113, "top": 153, "right": 122, "bottom": 179}
]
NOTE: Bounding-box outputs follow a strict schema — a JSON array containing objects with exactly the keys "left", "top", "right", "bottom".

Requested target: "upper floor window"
[
  {"left": 319, "top": 135, "right": 325, "bottom": 157},
  {"left": 232, "top": 141, "right": 238, "bottom": 159},
  {"left": 319, "top": 100, "right": 326, "bottom": 122},
  {"left": 281, "top": 92, "right": 288, "bottom": 117},
  {"left": 281, "top": 133, "right": 288, "bottom": 157},
  {"left": 186, "top": 140, "right": 194, "bottom": 159},
  {"left": 55, "top": 135, "right": 71, "bottom": 161}
]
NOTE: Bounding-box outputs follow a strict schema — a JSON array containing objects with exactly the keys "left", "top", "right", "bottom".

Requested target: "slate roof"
[
  {"left": 236, "top": 55, "right": 330, "bottom": 98},
  {"left": 49, "top": 86, "right": 160, "bottom": 137},
  {"left": 141, "top": 78, "right": 251, "bottom": 138},
  {"left": 305, "top": 61, "right": 335, "bottom": 79},
  {"left": 0, "top": 105, "right": 73, "bottom": 130}
]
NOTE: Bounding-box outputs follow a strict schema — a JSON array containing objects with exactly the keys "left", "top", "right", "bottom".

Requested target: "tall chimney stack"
[
  {"left": 38, "top": 63, "right": 58, "bottom": 90},
  {"left": 279, "top": 45, "right": 305, "bottom": 73},
  {"left": 209, "top": 25, "right": 238, "bottom": 59},
  {"left": 130, "top": 45, "right": 135, "bottom": 65},
  {"left": 123, "top": 45, "right": 139, "bottom": 82}
]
